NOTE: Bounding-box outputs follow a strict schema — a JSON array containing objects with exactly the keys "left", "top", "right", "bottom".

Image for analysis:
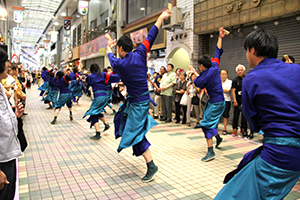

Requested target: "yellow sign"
[
  {"left": 99, "top": 48, "right": 105, "bottom": 56},
  {"left": 0, "top": 36, "right": 4, "bottom": 43}
]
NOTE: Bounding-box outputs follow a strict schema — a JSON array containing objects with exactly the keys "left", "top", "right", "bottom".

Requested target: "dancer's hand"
[
  {"left": 107, "top": 39, "right": 117, "bottom": 49},
  {"left": 159, "top": 10, "right": 172, "bottom": 20},
  {"left": 219, "top": 27, "right": 226, "bottom": 39}
]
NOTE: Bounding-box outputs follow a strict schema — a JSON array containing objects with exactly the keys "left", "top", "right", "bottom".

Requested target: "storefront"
[
  {"left": 65, "top": 46, "right": 81, "bottom": 68},
  {"left": 194, "top": 0, "right": 300, "bottom": 79}
]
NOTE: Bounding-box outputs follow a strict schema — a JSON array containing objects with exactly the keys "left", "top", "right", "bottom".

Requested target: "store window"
[
  {"left": 72, "top": 28, "right": 77, "bottom": 48},
  {"left": 127, "top": 0, "right": 168, "bottom": 23},
  {"left": 90, "top": 19, "right": 97, "bottom": 30},
  {"left": 77, "top": 24, "right": 82, "bottom": 46},
  {"left": 100, "top": 10, "right": 109, "bottom": 25}
]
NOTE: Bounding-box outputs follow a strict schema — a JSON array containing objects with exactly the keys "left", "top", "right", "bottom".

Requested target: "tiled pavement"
[{"left": 18, "top": 86, "right": 300, "bottom": 200}]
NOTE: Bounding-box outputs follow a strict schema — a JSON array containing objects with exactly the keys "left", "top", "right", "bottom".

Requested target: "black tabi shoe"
[
  {"left": 69, "top": 115, "right": 73, "bottom": 121},
  {"left": 103, "top": 124, "right": 110, "bottom": 132},
  {"left": 141, "top": 161, "right": 158, "bottom": 183},
  {"left": 90, "top": 134, "right": 101, "bottom": 140}
]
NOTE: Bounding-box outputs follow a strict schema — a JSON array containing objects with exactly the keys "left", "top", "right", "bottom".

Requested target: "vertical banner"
[
  {"left": 12, "top": 6, "right": 25, "bottom": 24},
  {"left": 63, "top": 16, "right": 72, "bottom": 31},
  {"left": 13, "top": 27, "right": 23, "bottom": 57},
  {"left": 44, "top": 40, "right": 50, "bottom": 57}
]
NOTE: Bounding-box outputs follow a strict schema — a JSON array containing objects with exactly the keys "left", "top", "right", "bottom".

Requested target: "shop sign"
[
  {"left": 78, "top": 1, "right": 89, "bottom": 16},
  {"left": 63, "top": 33, "right": 71, "bottom": 46},
  {"left": 12, "top": 6, "right": 25, "bottom": 23},
  {"left": 80, "top": 34, "right": 108, "bottom": 57},
  {"left": 13, "top": 27, "right": 23, "bottom": 41},
  {"left": 68, "top": 50, "right": 73, "bottom": 60},
  {"left": 130, "top": 28, "right": 148, "bottom": 45}
]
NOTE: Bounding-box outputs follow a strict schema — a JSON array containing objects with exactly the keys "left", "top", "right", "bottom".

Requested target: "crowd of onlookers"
[{"left": 145, "top": 54, "right": 296, "bottom": 139}]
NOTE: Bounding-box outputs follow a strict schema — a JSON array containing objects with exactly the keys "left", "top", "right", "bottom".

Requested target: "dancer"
[
  {"left": 69, "top": 66, "right": 82, "bottom": 104},
  {"left": 50, "top": 70, "right": 73, "bottom": 124},
  {"left": 44, "top": 72, "right": 59, "bottom": 109},
  {"left": 106, "top": 10, "right": 172, "bottom": 182},
  {"left": 188, "top": 27, "right": 226, "bottom": 162},
  {"left": 83, "top": 63, "right": 120, "bottom": 140},
  {"left": 103, "top": 67, "right": 117, "bottom": 115},
  {"left": 215, "top": 29, "right": 300, "bottom": 199},
  {"left": 38, "top": 67, "right": 51, "bottom": 98}
]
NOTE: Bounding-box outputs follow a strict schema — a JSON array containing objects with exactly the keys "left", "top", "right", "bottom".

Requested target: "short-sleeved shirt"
[
  {"left": 222, "top": 78, "right": 232, "bottom": 102},
  {"left": 232, "top": 76, "right": 243, "bottom": 104},
  {"left": 160, "top": 72, "right": 177, "bottom": 96}
]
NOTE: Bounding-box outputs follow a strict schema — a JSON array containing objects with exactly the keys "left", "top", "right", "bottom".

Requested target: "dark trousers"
[
  {"left": 232, "top": 105, "right": 248, "bottom": 132},
  {"left": 175, "top": 101, "right": 187, "bottom": 124},
  {"left": 0, "top": 159, "right": 16, "bottom": 200},
  {"left": 161, "top": 95, "right": 173, "bottom": 121}
]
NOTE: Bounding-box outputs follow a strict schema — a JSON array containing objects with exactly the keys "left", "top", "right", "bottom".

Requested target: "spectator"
[
  {"left": 220, "top": 69, "right": 232, "bottom": 135},
  {"left": 160, "top": 63, "right": 177, "bottom": 123},
  {"left": 0, "top": 48, "right": 23, "bottom": 199},
  {"left": 186, "top": 72, "right": 201, "bottom": 126},
  {"left": 231, "top": 64, "right": 248, "bottom": 137},
  {"left": 174, "top": 71, "right": 187, "bottom": 124},
  {"left": 147, "top": 73, "right": 155, "bottom": 116},
  {"left": 153, "top": 66, "right": 166, "bottom": 119}
]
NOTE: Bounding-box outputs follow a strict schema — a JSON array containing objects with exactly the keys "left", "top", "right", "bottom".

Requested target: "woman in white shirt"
[{"left": 220, "top": 69, "right": 232, "bottom": 134}]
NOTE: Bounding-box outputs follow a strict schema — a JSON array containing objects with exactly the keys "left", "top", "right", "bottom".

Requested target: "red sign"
[
  {"left": 130, "top": 28, "right": 148, "bottom": 45},
  {"left": 11, "top": 54, "right": 18, "bottom": 63}
]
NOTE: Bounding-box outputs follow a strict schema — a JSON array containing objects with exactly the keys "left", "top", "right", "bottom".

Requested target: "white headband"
[{"left": 236, "top": 64, "right": 246, "bottom": 72}]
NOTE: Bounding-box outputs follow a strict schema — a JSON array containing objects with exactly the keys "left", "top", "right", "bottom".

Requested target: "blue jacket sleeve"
[
  {"left": 108, "top": 53, "right": 121, "bottom": 71},
  {"left": 211, "top": 46, "right": 224, "bottom": 67},
  {"left": 136, "top": 25, "right": 159, "bottom": 53}
]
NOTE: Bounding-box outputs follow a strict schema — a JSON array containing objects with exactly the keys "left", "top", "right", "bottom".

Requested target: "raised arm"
[
  {"left": 155, "top": 10, "right": 172, "bottom": 30},
  {"left": 217, "top": 27, "right": 226, "bottom": 49}
]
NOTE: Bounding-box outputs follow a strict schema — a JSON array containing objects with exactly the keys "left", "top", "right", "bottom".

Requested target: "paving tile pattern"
[{"left": 18, "top": 86, "right": 300, "bottom": 199}]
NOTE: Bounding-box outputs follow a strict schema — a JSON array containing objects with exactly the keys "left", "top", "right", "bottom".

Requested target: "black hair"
[
  {"left": 244, "top": 29, "right": 278, "bottom": 58},
  {"left": 282, "top": 55, "right": 295, "bottom": 63},
  {"left": 73, "top": 66, "right": 78, "bottom": 73},
  {"left": 56, "top": 71, "right": 64, "bottom": 79},
  {"left": 198, "top": 56, "right": 212, "bottom": 68},
  {"left": 90, "top": 63, "right": 101, "bottom": 74},
  {"left": 167, "top": 63, "right": 174, "bottom": 69},
  {"left": 220, "top": 69, "right": 228, "bottom": 74},
  {"left": 182, "top": 72, "right": 187, "bottom": 78},
  {"left": 11, "top": 63, "right": 18, "bottom": 71},
  {"left": 42, "top": 67, "right": 47, "bottom": 71},
  {"left": 0, "top": 48, "right": 8, "bottom": 73},
  {"left": 107, "top": 66, "right": 112, "bottom": 69},
  {"left": 66, "top": 68, "right": 71, "bottom": 71},
  {"left": 117, "top": 35, "right": 133, "bottom": 52},
  {"left": 103, "top": 68, "right": 108, "bottom": 72}
]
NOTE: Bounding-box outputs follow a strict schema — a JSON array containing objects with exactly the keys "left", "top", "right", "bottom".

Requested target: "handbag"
[
  {"left": 201, "top": 92, "right": 210, "bottom": 106},
  {"left": 17, "top": 117, "right": 28, "bottom": 152},
  {"left": 191, "top": 95, "right": 200, "bottom": 105},
  {"left": 180, "top": 92, "right": 188, "bottom": 106}
]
